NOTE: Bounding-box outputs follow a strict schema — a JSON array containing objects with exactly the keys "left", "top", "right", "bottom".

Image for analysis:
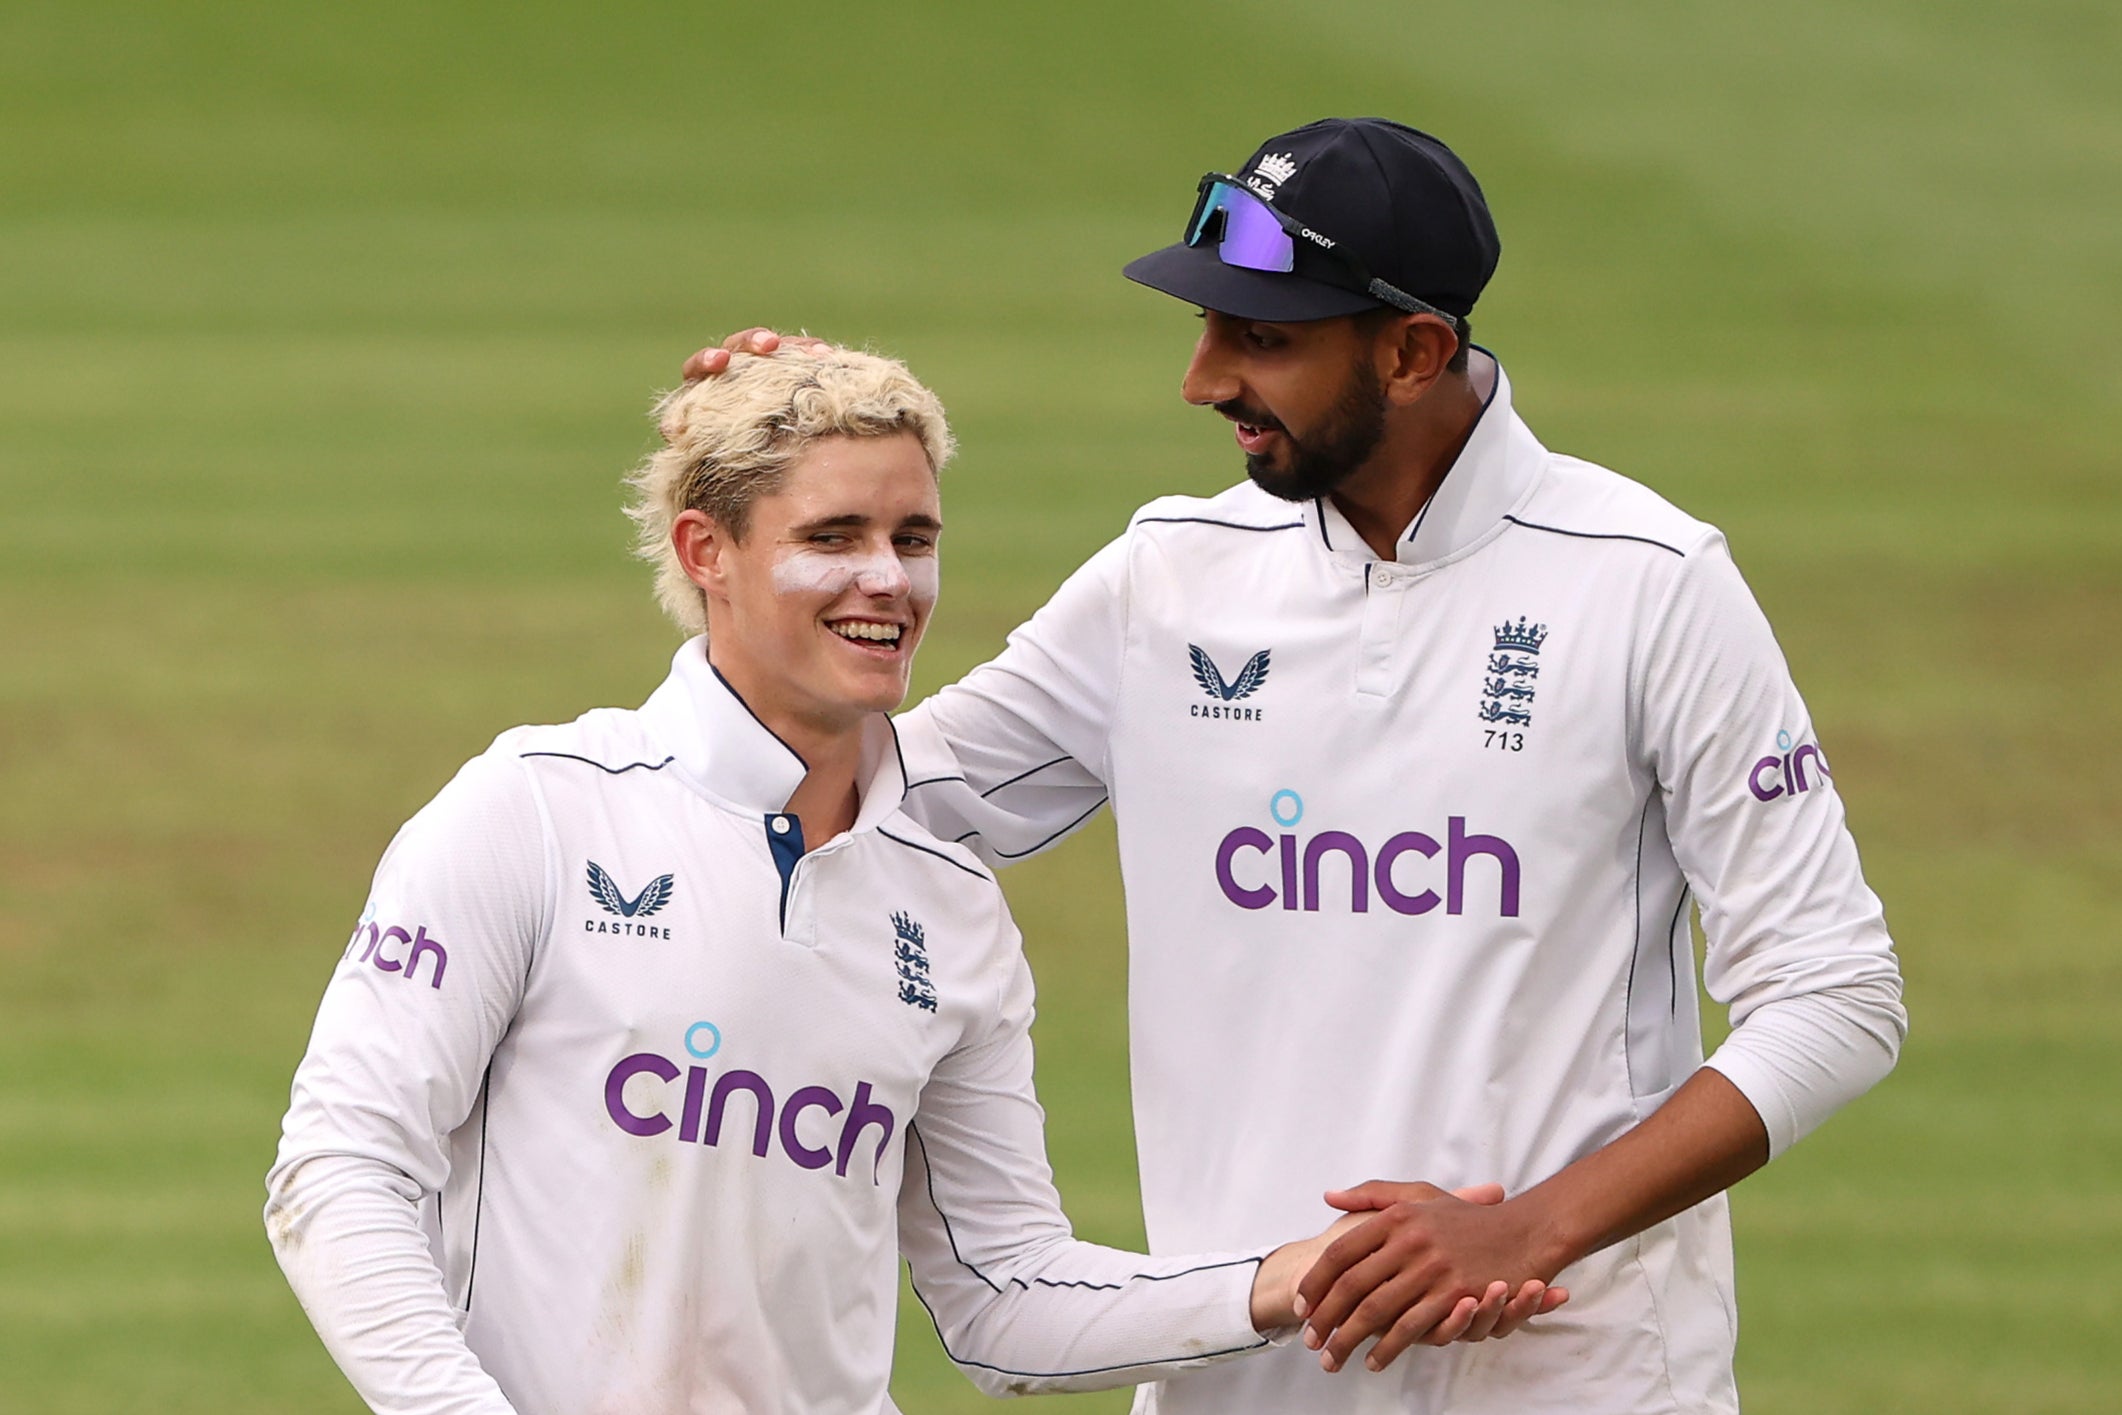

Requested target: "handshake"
[{"left": 1248, "top": 1180, "right": 1569, "bottom": 1376}]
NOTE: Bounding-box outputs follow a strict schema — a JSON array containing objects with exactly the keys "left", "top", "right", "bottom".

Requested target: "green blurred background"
[{"left": 2, "top": 2, "right": 2117, "bottom": 1410}]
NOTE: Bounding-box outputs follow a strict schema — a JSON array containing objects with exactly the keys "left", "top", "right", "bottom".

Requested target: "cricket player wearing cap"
[
  {"left": 691, "top": 117, "right": 1905, "bottom": 1414},
  {"left": 262, "top": 346, "right": 1413, "bottom": 1414}
]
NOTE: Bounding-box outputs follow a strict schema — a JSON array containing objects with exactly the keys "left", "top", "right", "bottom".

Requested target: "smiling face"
[
  {"left": 682, "top": 431, "right": 941, "bottom": 750},
  {"left": 1180, "top": 310, "right": 1392, "bottom": 502}
]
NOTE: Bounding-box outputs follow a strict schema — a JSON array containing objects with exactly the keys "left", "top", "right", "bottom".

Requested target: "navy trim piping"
[
  {"left": 877, "top": 827, "right": 992, "bottom": 883},
  {"left": 1134, "top": 515, "right": 1304, "bottom": 534},
  {"left": 968, "top": 797, "right": 1108, "bottom": 860},
  {"left": 709, "top": 662, "right": 811, "bottom": 771},
  {"left": 518, "top": 751, "right": 674, "bottom": 775},
  {"left": 905, "top": 774, "right": 968, "bottom": 790},
  {"left": 1313, "top": 498, "right": 1332, "bottom": 549},
  {"left": 1403, "top": 484, "right": 1438, "bottom": 547},
  {"left": 1501, "top": 515, "right": 1686, "bottom": 557},
  {"left": 979, "top": 755, "right": 1075, "bottom": 799},
  {"left": 881, "top": 715, "right": 911, "bottom": 809},
  {"left": 911, "top": 1123, "right": 997, "bottom": 1293},
  {"left": 1666, "top": 888, "right": 1691, "bottom": 1014},
  {"left": 1623, "top": 795, "right": 1654, "bottom": 1097},
  {"left": 903, "top": 1124, "right": 1270, "bottom": 1377},
  {"left": 463, "top": 1065, "right": 493, "bottom": 1312}
]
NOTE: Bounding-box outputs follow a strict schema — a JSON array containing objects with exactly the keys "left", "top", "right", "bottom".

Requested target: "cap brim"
[{"left": 1123, "top": 243, "right": 1384, "bottom": 323}]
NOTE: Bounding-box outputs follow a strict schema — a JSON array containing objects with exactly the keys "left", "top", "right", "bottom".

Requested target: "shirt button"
[{"left": 771, "top": 816, "right": 791, "bottom": 835}]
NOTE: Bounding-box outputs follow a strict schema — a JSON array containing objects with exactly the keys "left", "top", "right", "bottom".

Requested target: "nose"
[
  {"left": 854, "top": 553, "right": 910, "bottom": 598},
  {"left": 1180, "top": 327, "right": 1240, "bottom": 408}
]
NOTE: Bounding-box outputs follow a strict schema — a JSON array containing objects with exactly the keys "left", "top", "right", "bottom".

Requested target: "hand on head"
[{"left": 680, "top": 328, "right": 834, "bottom": 381}]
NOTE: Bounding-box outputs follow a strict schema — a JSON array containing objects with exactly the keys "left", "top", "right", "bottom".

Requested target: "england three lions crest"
[
  {"left": 891, "top": 911, "right": 937, "bottom": 1013},
  {"left": 1478, "top": 617, "right": 1548, "bottom": 731}
]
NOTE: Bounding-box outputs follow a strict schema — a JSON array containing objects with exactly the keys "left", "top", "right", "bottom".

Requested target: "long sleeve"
[
  {"left": 1637, "top": 537, "right": 1908, "bottom": 1157},
  {"left": 897, "top": 534, "right": 1131, "bottom": 867},
  {"left": 265, "top": 750, "right": 551, "bottom": 1414},
  {"left": 897, "top": 913, "right": 1273, "bottom": 1396}
]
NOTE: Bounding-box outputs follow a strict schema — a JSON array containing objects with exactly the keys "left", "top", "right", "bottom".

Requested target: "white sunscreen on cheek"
[
  {"left": 902, "top": 554, "right": 939, "bottom": 609},
  {"left": 772, "top": 546, "right": 926, "bottom": 601}
]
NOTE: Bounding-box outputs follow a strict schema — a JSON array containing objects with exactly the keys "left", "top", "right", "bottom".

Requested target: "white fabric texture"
[
  {"left": 266, "top": 642, "right": 1272, "bottom": 1415},
  {"left": 895, "top": 352, "right": 1906, "bottom": 1415}
]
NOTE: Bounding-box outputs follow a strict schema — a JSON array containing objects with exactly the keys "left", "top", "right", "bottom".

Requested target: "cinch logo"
[
  {"left": 1189, "top": 644, "right": 1271, "bottom": 721},
  {"left": 603, "top": 1023, "right": 897, "bottom": 1185},
  {"left": 343, "top": 905, "right": 448, "bottom": 990},
  {"left": 1214, "top": 789, "right": 1522, "bottom": 916},
  {"left": 585, "top": 861, "right": 674, "bottom": 938},
  {"left": 1749, "top": 730, "right": 1832, "bottom": 802}
]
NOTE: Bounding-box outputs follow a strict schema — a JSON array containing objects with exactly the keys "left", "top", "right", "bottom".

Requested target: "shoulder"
[
  {"left": 1506, "top": 454, "right": 1722, "bottom": 562},
  {"left": 489, "top": 706, "right": 677, "bottom": 782},
  {"left": 865, "top": 812, "right": 1005, "bottom": 899},
  {"left": 1124, "top": 482, "right": 1308, "bottom": 541}
]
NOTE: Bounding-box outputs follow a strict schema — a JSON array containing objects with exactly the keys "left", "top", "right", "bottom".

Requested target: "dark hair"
[
  {"left": 1356, "top": 308, "right": 1471, "bottom": 373},
  {"left": 1447, "top": 317, "right": 1471, "bottom": 373}
]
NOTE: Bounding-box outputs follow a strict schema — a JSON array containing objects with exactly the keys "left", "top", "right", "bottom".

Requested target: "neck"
[
  {"left": 707, "top": 649, "right": 866, "bottom": 847},
  {"left": 1330, "top": 367, "right": 1484, "bottom": 560},
  {"left": 784, "top": 742, "right": 863, "bottom": 847}
]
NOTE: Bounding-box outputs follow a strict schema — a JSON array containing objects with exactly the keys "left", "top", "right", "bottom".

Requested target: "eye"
[
  {"left": 1243, "top": 326, "right": 1282, "bottom": 351},
  {"left": 894, "top": 533, "right": 937, "bottom": 555},
  {"left": 808, "top": 531, "right": 851, "bottom": 548}
]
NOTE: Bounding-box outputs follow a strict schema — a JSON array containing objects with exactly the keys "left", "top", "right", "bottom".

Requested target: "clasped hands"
[{"left": 1250, "top": 1181, "right": 1568, "bottom": 1375}]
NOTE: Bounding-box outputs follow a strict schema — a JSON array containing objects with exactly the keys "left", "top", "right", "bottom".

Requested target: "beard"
[{"left": 1225, "top": 356, "right": 1389, "bottom": 503}]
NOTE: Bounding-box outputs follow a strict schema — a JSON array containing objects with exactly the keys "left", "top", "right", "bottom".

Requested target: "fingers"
[
  {"left": 681, "top": 329, "right": 833, "bottom": 382},
  {"left": 680, "top": 346, "right": 731, "bottom": 381},
  {"left": 1292, "top": 1210, "right": 1392, "bottom": 1320},
  {"left": 1450, "top": 1281, "right": 1512, "bottom": 1345},
  {"left": 1303, "top": 1242, "right": 1437, "bottom": 1370},
  {"left": 1319, "top": 1280, "right": 1461, "bottom": 1372},
  {"left": 1485, "top": 1280, "right": 1567, "bottom": 1341},
  {"left": 1364, "top": 1285, "right": 1494, "bottom": 1371},
  {"left": 722, "top": 327, "right": 784, "bottom": 355},
  {"left": 1324, "top": 1179, "right": 1446, "bottom": 1214}
]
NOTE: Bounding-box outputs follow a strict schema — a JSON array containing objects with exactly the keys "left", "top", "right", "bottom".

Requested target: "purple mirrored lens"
[{"left": 1214, "top": 185, "right": 1294, "bottom": 273}]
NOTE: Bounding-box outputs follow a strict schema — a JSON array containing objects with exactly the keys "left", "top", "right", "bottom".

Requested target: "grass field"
[{"left": 2, "top": 2, "right": 2118, "bottom": 1411}]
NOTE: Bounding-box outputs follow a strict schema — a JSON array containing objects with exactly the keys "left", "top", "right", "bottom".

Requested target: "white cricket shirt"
[
  {"left": 266, "top": 640, "right": 1275, "bottom": 1415},
  {"left": 896, "top": 352, "right": 1907, "bottom": 1415}
]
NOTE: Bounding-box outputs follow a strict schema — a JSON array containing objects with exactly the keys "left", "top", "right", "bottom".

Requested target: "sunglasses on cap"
[{"left": 1185, "top": 173, "right": 1464, "bottom": 331}]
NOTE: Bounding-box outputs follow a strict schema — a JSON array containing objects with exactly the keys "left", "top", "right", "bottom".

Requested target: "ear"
[
  {"left": 672, "top": 508, "right": 736, "bottom": 605},
  {"left": 1374, "top": 315, "right": 1462, "bottom": 407}
]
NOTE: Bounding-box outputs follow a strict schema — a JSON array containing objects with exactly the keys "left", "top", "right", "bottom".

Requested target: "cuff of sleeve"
[{"left": 1699, "top": 1053, "right": 1796, "bottom": 1159}]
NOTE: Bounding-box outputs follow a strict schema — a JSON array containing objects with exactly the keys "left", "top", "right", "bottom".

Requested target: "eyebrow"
[{"left": 788, "top": 512, "right": 943, "bottom": 535}]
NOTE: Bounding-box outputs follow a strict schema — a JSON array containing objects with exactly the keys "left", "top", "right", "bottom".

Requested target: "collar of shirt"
[
  {"left": 1303, "top": 348, "right": 1547, "bottom": 569},
  {"left": 637, "top": 637, "right": 909, "bottom": 831}
]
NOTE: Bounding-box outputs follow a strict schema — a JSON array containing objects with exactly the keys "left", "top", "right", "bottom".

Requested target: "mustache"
[{"left": 1214, "top": 399, "right": 1283, "bottom": 431}]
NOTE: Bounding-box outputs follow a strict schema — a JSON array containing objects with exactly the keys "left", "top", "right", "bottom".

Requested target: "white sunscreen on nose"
[{"left": 772, "top": 546, "right": 938, "bottom": 607}]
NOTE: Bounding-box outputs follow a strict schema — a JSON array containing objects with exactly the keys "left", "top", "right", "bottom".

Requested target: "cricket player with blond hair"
[{"left": 264, "top": 346, "right": 1556, "bottom": 1414}]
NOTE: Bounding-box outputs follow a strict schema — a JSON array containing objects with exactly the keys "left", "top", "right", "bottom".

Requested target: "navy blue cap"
[{"left": 1124, "top": 118, "right": 1501, "bottom": 322}]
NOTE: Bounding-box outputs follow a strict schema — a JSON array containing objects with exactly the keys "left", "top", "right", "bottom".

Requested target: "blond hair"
[{"left": 625, "top": 346, "right": 954, "bottom": 635}]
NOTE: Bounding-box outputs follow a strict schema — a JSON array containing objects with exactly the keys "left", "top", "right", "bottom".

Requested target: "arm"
[
  {"left": 899, "top": 910, "right": 1306, "bottom": 1396},
  {"left": 895, "top": 532, "right": 1131, "bottom": 869},
  {"left": 1295, "top": 537, "right": 1907, "bottom": 1373},
  {"left": 264, "top": 752, "right": 547, "bottom": 1414}
]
